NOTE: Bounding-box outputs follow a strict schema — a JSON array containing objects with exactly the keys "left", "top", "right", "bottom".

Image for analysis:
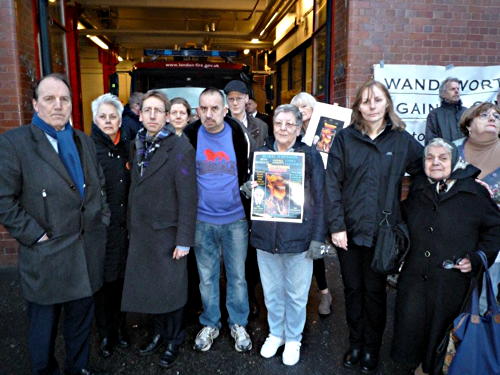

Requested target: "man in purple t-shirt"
[{"left": 184, "top": 88, "right": 253, "bottom": 353}]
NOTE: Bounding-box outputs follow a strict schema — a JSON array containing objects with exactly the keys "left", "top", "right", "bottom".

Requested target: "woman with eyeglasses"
[
  {"left": 392, "top": 138, "right": 500, "bottom": 375},
  {"left": 325, "top": 80, "right": 423, "bottom": 374},
  {"left": 454, "top": 102, "right": 500, "bottom": 314},
  {"left": 246, "top": 104, "right": 326, "bottom": 366}
]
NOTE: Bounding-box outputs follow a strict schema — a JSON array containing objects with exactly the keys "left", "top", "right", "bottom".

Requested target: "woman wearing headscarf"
[
  {"left": 325, "top": 80, "right": 423, "bottom": 373},
  {"left": 91, "top": 93, "right": 131, "bottom": 358},
  {"left": 121, "top": 90, "right": 197, "bottom": 369},
  {"left": 392, "top": 138, "right": 500, "bottom": 375}
]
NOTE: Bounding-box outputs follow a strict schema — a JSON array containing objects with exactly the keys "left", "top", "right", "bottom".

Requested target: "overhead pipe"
[{"left": 243, "top": 0, "right": 261, "bottom": 21}]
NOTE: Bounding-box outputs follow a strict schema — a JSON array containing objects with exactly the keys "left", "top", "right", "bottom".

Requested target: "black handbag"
[{"left": 371, "top": 143, "right": 411, "bottom": 274}]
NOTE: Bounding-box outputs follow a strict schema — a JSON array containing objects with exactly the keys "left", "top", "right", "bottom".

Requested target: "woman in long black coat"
[
  {"left": 121, "top": 90, "right": 197, "bottom": 369},
  {"left": 391, "top": 138, "right": 500, "bottom": 375},
  {"left": 91, "top": 93, "right": 131, "bottom": 358}
]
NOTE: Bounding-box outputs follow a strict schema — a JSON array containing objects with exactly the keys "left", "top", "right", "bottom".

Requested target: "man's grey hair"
[
  {"left": 439, "top": 77, "right": 460, "bottom": 100},
  {"left": 128, "top": 92, "right": 144, "bottom": 107},
  {"left": 424, "top": 137, "right": 453, "bottom": 157},
  {"left": 291, "top": 92, "right": 317, "bottom": 109},
  {"left": 273, "top": 104, "right": 303, "bottom": 128},
  {"left": 91, "top": 93, "right": 124, "bottom": 122}
]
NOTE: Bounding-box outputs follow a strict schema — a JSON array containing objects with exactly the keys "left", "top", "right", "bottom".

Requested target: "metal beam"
[{"left": 77, "top": 0, "right": 268, "bottom": 10}]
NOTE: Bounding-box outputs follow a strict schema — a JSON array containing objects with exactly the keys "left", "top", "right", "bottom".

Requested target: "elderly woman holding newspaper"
[{"left": 242, "top": 104, "right": 325, "bottom": 366}]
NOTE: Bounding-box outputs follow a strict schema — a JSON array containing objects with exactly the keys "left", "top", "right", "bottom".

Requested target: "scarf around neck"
[
  {"left": 32, "top": 113, "right": 85, "bottom": 199},
  {"left": 464, "top": 136, "right": 500, "bottom": 179},
  {"left": 135, "top": 125, "right": 173, "bottom": 176}
]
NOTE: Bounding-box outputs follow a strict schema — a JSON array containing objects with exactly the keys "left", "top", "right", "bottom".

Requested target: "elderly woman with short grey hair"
[
  {"left": 392, "top": 138, "right": 500, "bottom": 375},
  {"left": 291, "top": 92, "right": 317, "bottom": 134},
  {"left": 247, "top": 104, "right": 326, "bottom": 366},
  {"left": 90, "top": 93, "right": 131, "bottom": 358}
]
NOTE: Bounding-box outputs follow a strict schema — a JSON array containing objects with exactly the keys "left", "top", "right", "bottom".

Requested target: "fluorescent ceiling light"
[{"left": 86, "top": 35, "right": 109, "bottom": 50}]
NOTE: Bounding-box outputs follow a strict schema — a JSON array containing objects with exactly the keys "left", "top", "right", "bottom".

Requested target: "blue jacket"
[{"left": 250, "top": 139, "right": 326, "bottom": 253}]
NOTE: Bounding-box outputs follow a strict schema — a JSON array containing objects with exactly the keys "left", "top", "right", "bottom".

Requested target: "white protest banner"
[{"left": 374, "top": 64, "right": 500, "bottom": 144}]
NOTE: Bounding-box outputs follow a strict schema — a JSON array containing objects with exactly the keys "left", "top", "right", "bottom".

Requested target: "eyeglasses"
[
  {"left": 274, "top": 121, "right": 299, "bottom": 130},
  {"left": 479, "top": 111, "right": 500, "bottom": 121},
  {"left": 142, "top": 107, "right": 166, "bottom": 115},
  {"left": 442, "top": 257, "right": 463, "bottom": 270}
]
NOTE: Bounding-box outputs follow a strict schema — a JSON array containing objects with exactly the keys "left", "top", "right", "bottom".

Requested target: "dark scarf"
[
  {"left": 135, "top": 124, "right": 173, "bottom": 176},
  {"left": 32, "top": 113, "right": 85, "bottom": 199}
]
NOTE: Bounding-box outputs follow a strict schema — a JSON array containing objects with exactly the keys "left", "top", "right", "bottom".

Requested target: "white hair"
[{"left": 91, "top": 93, "right": 124, "bottom": 123}]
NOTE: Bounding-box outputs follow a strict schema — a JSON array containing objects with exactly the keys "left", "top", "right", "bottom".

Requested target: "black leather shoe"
[
  {"left": 360, "top": 351, "right": 379, "bottom": 374},
  {"left": 343, "top": 347, "right": 362, "bottom": 368},
  {"left": 159, "top": 343, "right": 179, "bottom": 368},
  {"left": 138, "top": 334, "right": 162, "bottom": 356},
  {"left": 117, "top": 330, "right": 130, "bottom": 349},
  {"left": 98, "top": 337, "right": 114, "bottom": 359}
]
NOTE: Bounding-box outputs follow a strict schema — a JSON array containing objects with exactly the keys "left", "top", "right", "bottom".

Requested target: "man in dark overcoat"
[
  {"left": 121, "top": 90, "right": 197, "bottom": 369},
  {"left": 0, "top": 74, "right": 109, "bottom": 375}
]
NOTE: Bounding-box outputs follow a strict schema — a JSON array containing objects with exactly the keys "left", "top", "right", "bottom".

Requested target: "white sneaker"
[
  {"left": 260, "top": 334, "right": 285, "bottom": 358},
  {"left": 282, "top": 341, "right": 301, "bottom": 366},
  {"left": 230, "top": 324, "right": 252, "bottom": 352},
  {"left": 193, "top": 326, "right": 219, "bottom": 351}
]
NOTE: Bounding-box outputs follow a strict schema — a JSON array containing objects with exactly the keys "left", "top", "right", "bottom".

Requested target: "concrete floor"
[{"left": 0, "top": 255, "right": 411, "bottom": 375}]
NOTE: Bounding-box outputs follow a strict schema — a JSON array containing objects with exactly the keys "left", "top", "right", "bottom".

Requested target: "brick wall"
[
  {"left": 0, "top": 0, "right": 36, "bottom": 266},
  {"left": 335, "top": 0, "right": 500, "bottom": 105}
]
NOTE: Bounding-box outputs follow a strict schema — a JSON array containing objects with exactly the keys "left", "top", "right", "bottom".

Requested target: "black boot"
[
  {"left": 138, "top": 334, "right": 162, "bottom": 356},
  {"left": 343, "top": 347, "right": 362, "bottom": 368},
  {"left": 360, "top": 351, "right": 379, "bottom": 374},
  {"left": 98, "top": 337, "right": 115, "bottom": 359},
  {"left": 159, "top": 343, "right": 179, "bottom": 368}
]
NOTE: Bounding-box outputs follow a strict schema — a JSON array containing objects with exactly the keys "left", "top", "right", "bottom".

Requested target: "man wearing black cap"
[{"left": 224, "top": 80, "right": 268, "bottom": 148}]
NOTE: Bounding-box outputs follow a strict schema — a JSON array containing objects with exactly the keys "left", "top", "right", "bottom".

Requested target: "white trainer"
[
  {"left": 260, "top": 334, "right": 285, "bottom": 358},
  {"left": 282, "top": 341, "right": 301, "bottom": 366}
]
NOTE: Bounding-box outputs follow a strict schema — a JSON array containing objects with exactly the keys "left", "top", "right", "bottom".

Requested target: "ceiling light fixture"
[
  {"left": 86, "top": 35, "right": 109, "bottom": 50},
  {"left": 251, "top": 38, "right": 259, "bottom": 43},
  {"left": 259, "top": 13, "right": 278, "bottom": 37},
  {"left": 243, "top": 49, "right": 250, "bottom": 55}
]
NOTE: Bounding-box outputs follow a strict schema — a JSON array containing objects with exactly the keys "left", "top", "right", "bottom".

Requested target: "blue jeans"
[
  {"left": 257, "top": 250, "right": 313, "bottom": 342},
  {"left": 194, "top": 219, "right": 249, "bottom": 328}
]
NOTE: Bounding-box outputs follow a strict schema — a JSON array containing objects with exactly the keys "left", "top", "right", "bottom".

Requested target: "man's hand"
[{"left": 173, "top": 247, "right": 189, "bottom": 260}]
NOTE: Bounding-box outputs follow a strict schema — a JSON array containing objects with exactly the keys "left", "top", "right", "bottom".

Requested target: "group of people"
[{"left": 0, "top": 73, "right": 498, "bottom": 375}]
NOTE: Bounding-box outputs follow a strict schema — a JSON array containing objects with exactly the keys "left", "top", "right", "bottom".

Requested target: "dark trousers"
[
  {"left": 313, "top": 258, "right": 328, "bottom": 290},
  {"left": 153, "top": 306, "right": 185, "bottom": 346},
  {"left": 337, "top": 243, "right": 387, "bottom": 354},
  {"left": 94, "top": 278, "right": 126, "bottom": 340},
  {"left": 27, "top": 296, "right": 94, "bottom": 375},
  {"left": 246, "top": 244, "right": 261, "bottom": 303}
]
